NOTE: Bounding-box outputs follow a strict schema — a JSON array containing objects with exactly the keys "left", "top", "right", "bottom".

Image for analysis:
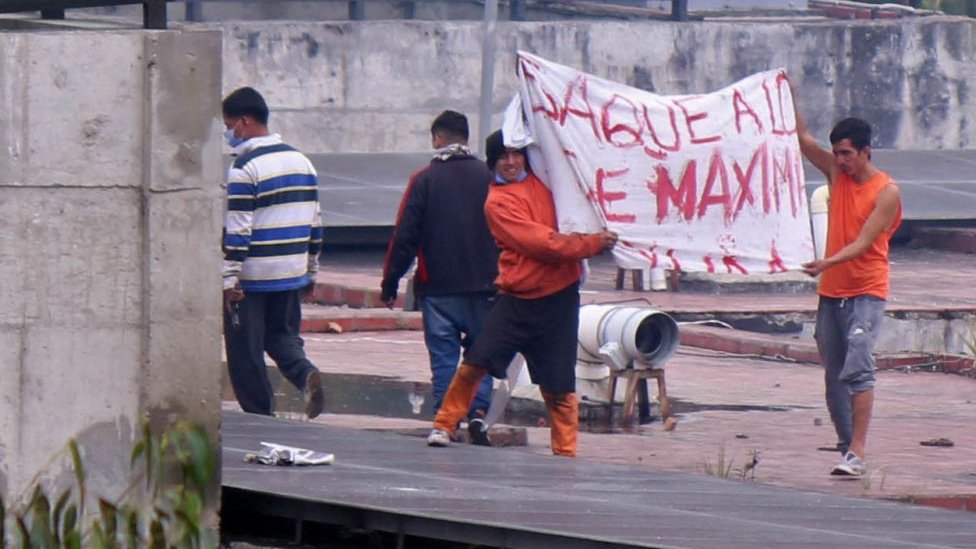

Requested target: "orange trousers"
[{"left": 433, "top": 364, "right": 579, "bottom": 457}]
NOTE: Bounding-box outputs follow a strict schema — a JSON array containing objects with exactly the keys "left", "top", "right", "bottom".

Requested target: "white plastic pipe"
[
  {"left": 484, "top": 306, "right": 679, "bottom": 427},
  {"left": 810, "top": 184, "right": 830, "bottom": 260},
  {"left": 577, "top": 305, "right": 680, "bottom": 370}
]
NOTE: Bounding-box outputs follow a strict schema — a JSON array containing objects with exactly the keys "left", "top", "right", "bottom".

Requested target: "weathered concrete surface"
[
  {"left": 211, "top": 17, "right": 976, "bottom": 154},
  {"left": 0, "top": 29, "right": 224, "bottom": 503}
]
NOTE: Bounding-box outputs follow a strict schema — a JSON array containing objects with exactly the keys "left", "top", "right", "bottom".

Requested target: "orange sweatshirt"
[
  {"left": 484, "top": 172, "right": 605, "bottom": 299},
  {"left": 819, "top": 170, "right": 902, "bottom": 299}
]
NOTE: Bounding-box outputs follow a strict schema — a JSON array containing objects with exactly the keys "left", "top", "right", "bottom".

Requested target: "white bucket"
[{"left": 649, "top": 267, "right": 667, "bottom": 291}]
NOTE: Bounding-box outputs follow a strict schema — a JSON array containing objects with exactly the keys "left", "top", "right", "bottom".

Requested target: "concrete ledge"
[
  {"left": 679, "top": 325, "right": 976, "bottom": 375},
  {"left": 307, "top": 281, "right": 389, "bottom": 309},
  {"left": 895, "top": 495, "right": 976, "bottom": 513},
  {"left": 679, "top": 324, "right": 822, "bottom": 364},
  {"left": 677, "top": 271, "right": 817, "bottom": 294},
  {"left": 301, "top": 304, "right": 422, "bottom": 332},
  {"left": 909, "top": 226, "right": 976, "bottom": 254},
  {"left": 304, "top": 281, "right": 975, "bottom": 373}
]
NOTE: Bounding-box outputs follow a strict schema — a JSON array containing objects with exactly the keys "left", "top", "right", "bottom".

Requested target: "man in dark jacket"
[{"left": 381, "top": 110, "right": 499, "bottom": 445}]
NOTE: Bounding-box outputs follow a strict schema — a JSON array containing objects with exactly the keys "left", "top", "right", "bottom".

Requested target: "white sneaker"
[
  {"left": 427, "top": 429, "right": 451, "bottom": 447},
  {"left": 830, "top": 451, "right": 865, "bottom": 476}
]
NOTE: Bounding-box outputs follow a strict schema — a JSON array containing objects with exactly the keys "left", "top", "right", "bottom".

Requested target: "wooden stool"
[
  {"left": 606, "top": 368, "right": 671, "bottom": 427},
  {"left": 615, "top": 268, "right": 646, "bottom": 291},
  {"left": 615, "top": 267, "right": 680, "bottom": 292}
]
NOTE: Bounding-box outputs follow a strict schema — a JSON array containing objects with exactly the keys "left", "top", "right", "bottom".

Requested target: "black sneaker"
[
  {"left": 304, "top": 371, "right": 324, "bottom": 419},
  {"left": 467, "top": 418, "right": 492, "bottom": 446}
]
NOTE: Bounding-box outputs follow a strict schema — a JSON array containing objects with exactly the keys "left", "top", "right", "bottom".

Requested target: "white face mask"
[
  {"left": 224, "top": 117, "right": 246, "bottom": 148},
  {"left": 224, "top": 127, "right": 245, "bottom": 148}
]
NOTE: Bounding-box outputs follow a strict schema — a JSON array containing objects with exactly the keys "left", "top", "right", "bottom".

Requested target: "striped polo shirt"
[{"left": 223, "top": 134, "right": 324, "bottom": 292}]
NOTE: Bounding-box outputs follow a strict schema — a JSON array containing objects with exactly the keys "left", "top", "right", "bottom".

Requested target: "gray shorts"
[{"left": 814, "top": 295, "right": 886, "bottom": 393}]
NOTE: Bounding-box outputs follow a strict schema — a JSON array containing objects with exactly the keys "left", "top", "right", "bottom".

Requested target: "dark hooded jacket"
[{"left": 382, "top": 154, "right": 499, "bottom": 299}]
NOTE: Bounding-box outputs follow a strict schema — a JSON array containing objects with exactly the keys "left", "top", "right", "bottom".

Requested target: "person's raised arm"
[{"left": 790, "top": 79, "right": 834, "bottom": 183}]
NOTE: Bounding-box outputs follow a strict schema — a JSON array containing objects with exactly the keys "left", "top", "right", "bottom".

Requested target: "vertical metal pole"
[
  {"left": 144, "top": 0, "right": 167, "bottom": 29},
  {"left": 403, "top": 1, "right": 416, "bottom": 19},
  {"left": 510, "top": 0, "right": 526, "bottom": 21},
  {"left": 671, "top": 0, "right": 688, "bottom": 21},
  {"left": 478, "top": 0, "right": 499, "bottom": 153},
  {"left": 185, "top": 0, "right": 202, "bottom": 22},
  {"left": 348, "top": 1, "right": 366, "bottom": 20}
]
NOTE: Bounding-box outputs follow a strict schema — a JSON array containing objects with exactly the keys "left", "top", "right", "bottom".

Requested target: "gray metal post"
[
  {"left": 510, "top": 0, "right": 526, "bottom": 21},
  {"left": 349, "top": 0, "right": 365, "bottom": 20},
  {"left": 671, "top": 0, "right": 688, "bottom": 21},
  {"left": 185, "top": 0, "right": 202, "bottom": 21},
  {"left": 144, "top": 0, "right": 167, "bottom": 28},
  {"left": 477, "top": 0, "right": 499, "bottom": 154}
]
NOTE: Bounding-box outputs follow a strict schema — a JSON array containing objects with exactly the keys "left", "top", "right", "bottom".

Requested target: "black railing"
[
  {"left": 0, "top": 0, "right": 689, "bottom": 28},
  {"left": 0, "top": 0, "right": 168, "bottom": 27},
  {"left": 182, "top": 0, "right": 690, "bottom": 22}
]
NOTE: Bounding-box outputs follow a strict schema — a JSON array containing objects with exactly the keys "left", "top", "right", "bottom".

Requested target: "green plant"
[
  {"left": 854, "top": 464, "right": 890, "bottom": 492},
  {"left": 702, "top": 446, "right": 760, "bottom": 482},
  {"left": 702, "top": 445, "right": 736, "bottom": 479},
  {"left": 958, "top": 319, "right": 976, "bottom": 357},
  {"left": 1, "top": 421, "right": 216, "bottom": 548}
]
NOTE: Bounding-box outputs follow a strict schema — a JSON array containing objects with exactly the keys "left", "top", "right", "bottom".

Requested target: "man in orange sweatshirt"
[{"left": 426, "top": 129, "right": 617, "bottom": 457}]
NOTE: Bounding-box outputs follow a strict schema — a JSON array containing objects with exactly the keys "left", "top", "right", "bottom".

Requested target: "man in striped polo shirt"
[{"left": 221, "top": 87, "right": 325, "bottom": 419}]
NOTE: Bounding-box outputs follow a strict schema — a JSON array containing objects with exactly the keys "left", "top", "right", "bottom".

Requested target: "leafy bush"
[{"left": 1, "top": 421, "right": 216, "bottom": 548}]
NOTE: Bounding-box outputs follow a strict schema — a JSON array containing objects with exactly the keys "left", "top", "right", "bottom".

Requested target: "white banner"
[{"left": 514, "top": 52, "right": 814, "bottom": 274}]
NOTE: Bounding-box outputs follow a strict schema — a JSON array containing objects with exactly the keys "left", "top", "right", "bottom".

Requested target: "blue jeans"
[
  {"left": 421, "top": 294, "right": 494, "bottom": 416},
  {"left": 814, "top": 295, "right": 886, "bottom": 455}
]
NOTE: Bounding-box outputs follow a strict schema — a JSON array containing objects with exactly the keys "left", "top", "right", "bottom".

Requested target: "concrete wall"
[
  {"left": 212, "top": 16, "right": 976, "bottom": 154},
  {"left": 0, "top": 29, "right": 224, "bottom": 501},
  {"left": 877, "top": 315, "right": 976, "bottom": 356}
]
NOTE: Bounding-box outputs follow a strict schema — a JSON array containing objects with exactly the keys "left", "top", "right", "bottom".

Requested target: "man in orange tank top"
[{"left": 795, "top": 102, "right": 902, "bottom": 477}]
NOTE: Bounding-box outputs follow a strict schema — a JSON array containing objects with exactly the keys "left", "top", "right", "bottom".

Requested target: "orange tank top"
[{"left": 819, "top": 171, "right": 901, "bottom": 299}]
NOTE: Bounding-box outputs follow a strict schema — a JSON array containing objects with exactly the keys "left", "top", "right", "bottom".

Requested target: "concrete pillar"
[{"left": 0, "top": 28, "right": 224, "bottom": 504}]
